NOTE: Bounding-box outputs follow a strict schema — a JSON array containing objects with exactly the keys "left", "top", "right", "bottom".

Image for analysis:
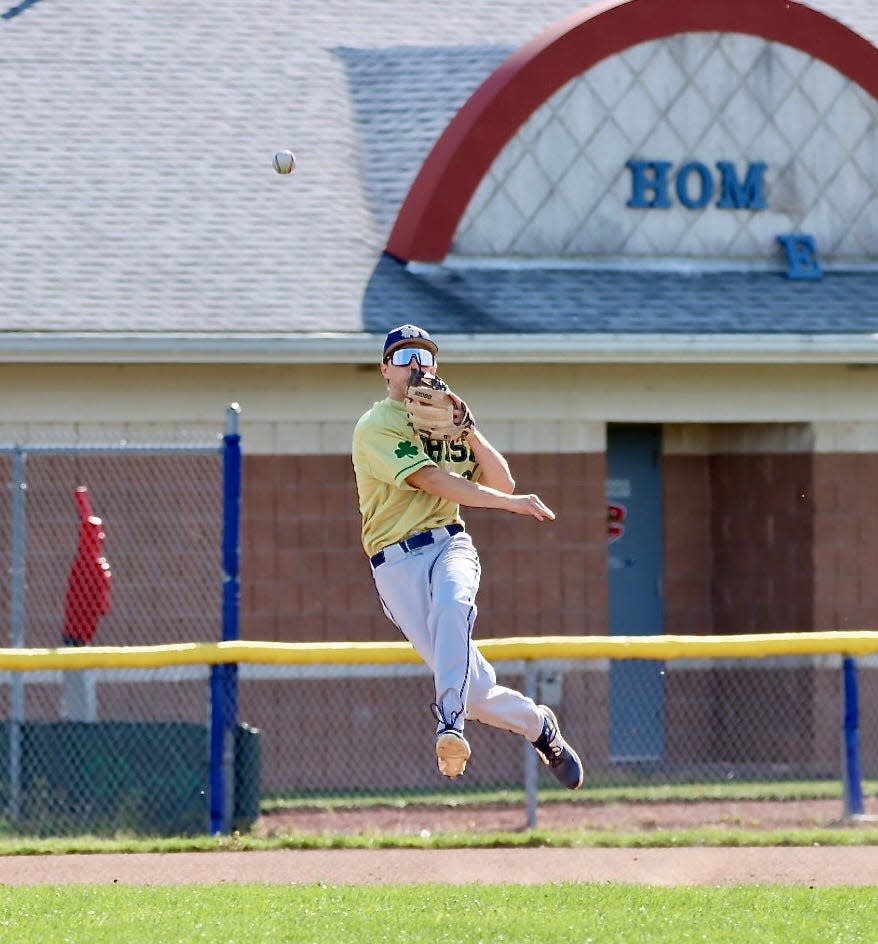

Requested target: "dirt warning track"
[{"left": 0, "top": 846, "right": 876, "bottom": 886}]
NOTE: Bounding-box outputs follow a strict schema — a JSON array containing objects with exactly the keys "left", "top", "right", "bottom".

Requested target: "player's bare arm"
[
  {"left": 407, "top": 465, "right": 554, "bottom": 521},
  {"left": 465, "top": 427, "right": 515, "bottom": 493}
]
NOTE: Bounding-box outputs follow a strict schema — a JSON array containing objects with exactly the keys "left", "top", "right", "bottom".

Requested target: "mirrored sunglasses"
[{"left": 388, "top": 346, "right": 436, "bottom": 367}]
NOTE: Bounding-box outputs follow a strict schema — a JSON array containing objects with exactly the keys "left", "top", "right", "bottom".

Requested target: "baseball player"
[{"left": 351, "top": 324, "right": 583, "bottom": 789}]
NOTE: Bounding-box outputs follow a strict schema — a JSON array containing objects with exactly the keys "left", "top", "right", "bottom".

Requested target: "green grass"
[
  {"left": 0, "top": 824, "right": 876, "bottom": 857},
  {"left": 0, "top": 778, "right": 874, "bottom": 855},
  {"left": 0, "top": 883, "right": 874, "bottom": 943},
  {"left": 262, "top": 779, "right": 878, "bottom": 811}
]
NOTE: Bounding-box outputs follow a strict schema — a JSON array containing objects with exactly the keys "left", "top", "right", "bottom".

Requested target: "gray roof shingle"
[{"left": 365, "top": 254, "right": 878, "bottom": 335}]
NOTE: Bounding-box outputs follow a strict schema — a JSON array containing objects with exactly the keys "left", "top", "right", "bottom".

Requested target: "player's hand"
[{"left": 508, "top": 493, "right": 555, "bottom": 521}]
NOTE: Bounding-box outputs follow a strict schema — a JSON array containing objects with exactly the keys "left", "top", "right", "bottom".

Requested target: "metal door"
[{"left": 606, "top": 425, "right": 665, "bottom": 762}]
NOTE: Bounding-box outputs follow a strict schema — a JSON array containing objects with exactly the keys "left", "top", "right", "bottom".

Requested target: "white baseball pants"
[{"left": 372, "top": 529, "right": 543, "bottom": 741}]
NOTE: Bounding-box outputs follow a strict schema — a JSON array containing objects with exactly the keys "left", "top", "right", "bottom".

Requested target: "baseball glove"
[{"left": 405, "top": 369, "right": 475, "bottom": 442}]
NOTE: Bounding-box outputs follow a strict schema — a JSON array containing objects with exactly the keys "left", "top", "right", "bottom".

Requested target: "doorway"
[{"left": 606, "top": 425, "right": 665, "bottom": 762}]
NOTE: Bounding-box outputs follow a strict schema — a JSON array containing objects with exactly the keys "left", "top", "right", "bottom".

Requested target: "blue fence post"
[
  {"left": 210, "top": 403, "right": 242, "bottom": 834},
  {"left": 842, "top": 655, "right": 865, "bottom": 819}
]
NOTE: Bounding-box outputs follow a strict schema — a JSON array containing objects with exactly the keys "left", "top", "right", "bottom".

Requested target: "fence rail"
[{"left": 3, "top": 631, "right": 876, "bottom": 669}]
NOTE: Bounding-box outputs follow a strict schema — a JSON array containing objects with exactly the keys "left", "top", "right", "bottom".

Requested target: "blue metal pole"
[
  {"left": 208, "top": 664, "right": 226, "bottom": 833},
  {"left": 210, "top": 404, "right": 242, "bottom": 834},
  {"left": 842, "top": 656, "right": 864, "bottom": 818}
]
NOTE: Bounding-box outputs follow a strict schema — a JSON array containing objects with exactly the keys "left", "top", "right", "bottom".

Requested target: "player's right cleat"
[
  {"left": 435, "top": 728, "right": 471, "bottom": 778},
  {"left": 532, "top": 706, "right": 584, "bottom": 790}
]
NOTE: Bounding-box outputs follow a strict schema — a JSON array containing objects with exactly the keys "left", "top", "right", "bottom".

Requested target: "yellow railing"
[{"left": 2, "top": 630, "right": 878, "bottom": 670}]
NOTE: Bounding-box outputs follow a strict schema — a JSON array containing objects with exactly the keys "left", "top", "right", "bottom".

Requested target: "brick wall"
[
  {"left": 667, "top": 449, "right": 878, "bottom": 636},
  {"left": 813, "top": 453, "right": 878, "bottom": 632},
  {"left": 663, "top": 450, "right": 816, "bottom": 635},
  {"left": 240, "top": 454, "right": 382, "bottom": 643},
  {"left": 663, "top": 454, "right": 712, "bottom": 634},
  {"left": 466, "top": 452, "right": 608, "bottom": 638},
  {"left": 709, "top": 453, "right": 815, "bottom": 633},
  {"left": 239, "top": 451, "right": 608, "bottom": 643}
]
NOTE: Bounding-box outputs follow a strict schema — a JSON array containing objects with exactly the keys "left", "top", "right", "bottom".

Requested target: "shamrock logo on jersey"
[{"left": 395, "top": 440, "right": 419, "bottom": 458}]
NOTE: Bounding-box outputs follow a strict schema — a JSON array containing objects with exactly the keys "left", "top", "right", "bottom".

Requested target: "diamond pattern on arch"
[{"left": 453, "top": 33, "right": 878, "bottom": 261}]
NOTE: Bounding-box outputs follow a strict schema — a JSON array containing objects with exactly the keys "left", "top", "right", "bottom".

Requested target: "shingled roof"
[
  {"left": 367, "top": 257, "right": 878, "bottom": 334},
  {"left": 2, "top": 0, "right": 877, "bottom": 363}
]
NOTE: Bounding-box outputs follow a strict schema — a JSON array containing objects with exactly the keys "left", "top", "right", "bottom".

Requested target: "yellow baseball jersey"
[{"left": 352, "top": 398, "right": 480, "bottom": 558}]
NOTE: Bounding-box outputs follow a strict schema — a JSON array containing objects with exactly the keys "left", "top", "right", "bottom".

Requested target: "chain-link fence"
[
  {"left": 0, "top": 436, "right": 230, "bottom": 836},
  {"left": 2, "top": 426, "right": 877, "bottom": 836},
  {"left": 237, "top": 652, "right": 877, "bottom": 807},
  {"left": 1, "top": 636, "right": 876, "bottom": 834}
]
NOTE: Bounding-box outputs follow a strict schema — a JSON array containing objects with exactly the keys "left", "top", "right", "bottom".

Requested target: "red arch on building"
[{"left": 386, "top": 0, "right": 878, "bottom": 262}]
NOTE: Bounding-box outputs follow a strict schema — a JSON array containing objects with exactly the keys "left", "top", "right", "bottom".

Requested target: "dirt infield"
[
  {"left": 255, "top": 796, "right": 878, "bottom": 837},
  {"left": 1, "top": 846, "right": 877, "bottom": 886},
  {"left": 0, "top": 799, "right": 876, "bottom": 887}
]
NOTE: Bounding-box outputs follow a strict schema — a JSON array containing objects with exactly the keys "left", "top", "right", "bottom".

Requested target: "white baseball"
[{"left": 272, "top": 149, "right": 296, "bottom": 175}]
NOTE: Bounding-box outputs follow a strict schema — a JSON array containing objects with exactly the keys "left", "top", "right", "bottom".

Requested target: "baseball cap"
[{"left": 382, "top": 324, "right": 438, "bottom": 360}]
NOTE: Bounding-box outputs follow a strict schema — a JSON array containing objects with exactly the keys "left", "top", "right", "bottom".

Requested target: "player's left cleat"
[
  {"left": 435, "top": 728, "right": 471, "bottom": 778},
  {"left": 532, "top": 706, "right": 584, "bottom": 790}
]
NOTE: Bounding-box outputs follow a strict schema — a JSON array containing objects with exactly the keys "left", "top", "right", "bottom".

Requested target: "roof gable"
[{"left": 388, "top": 0, "right": 878, "bottom": 262}]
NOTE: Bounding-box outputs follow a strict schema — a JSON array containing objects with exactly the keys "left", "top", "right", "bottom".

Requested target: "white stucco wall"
[{"left": 5, "top": 363, "right": 878, "bottom": 455}]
